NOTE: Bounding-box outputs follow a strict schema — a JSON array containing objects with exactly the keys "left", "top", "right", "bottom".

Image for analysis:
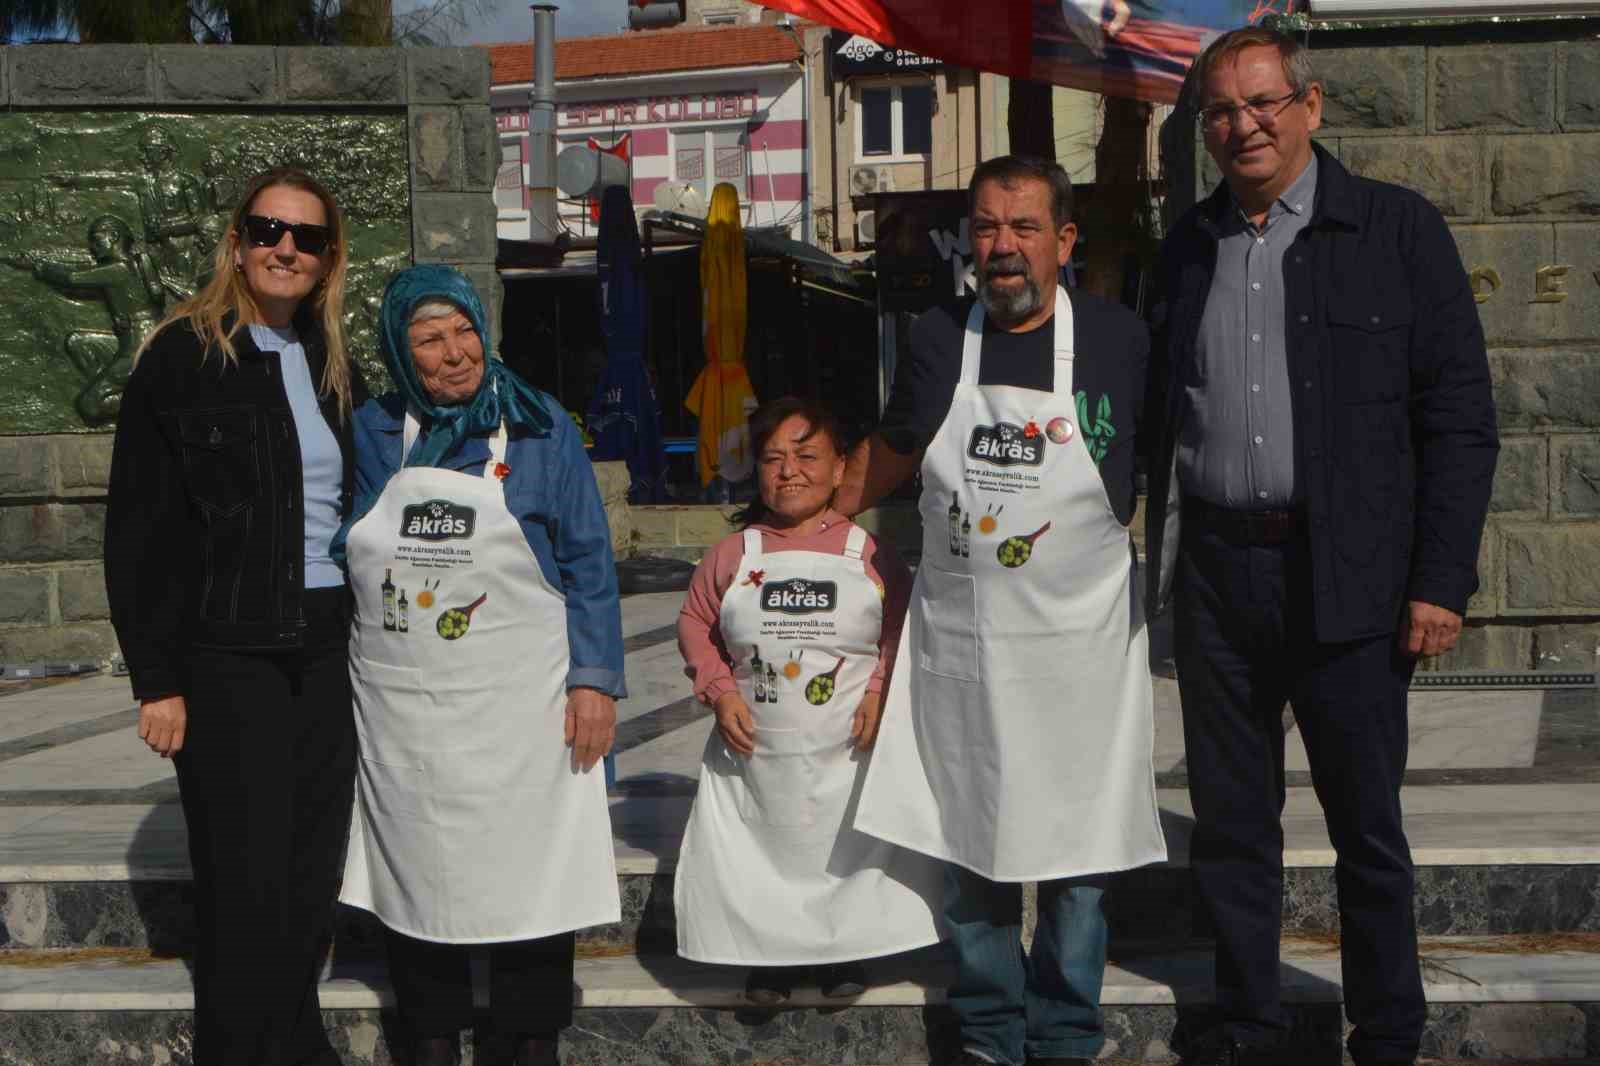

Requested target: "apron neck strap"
[
  {"left": 484, "top": 421, "right": 509, "bottom": 475},
  {"left": 842, "top": 524, "right": 867, "bottom": 560},
  {"left": 402, "top": 407, "right": 508, "bottom": 477},
  {"left": 402, "top": 406, "right": 423, "bottom": 462},
  {"left": 959, "top": 302, "right": 984, "bottom": 386},
  {"left": 742, "top": 528, "right": 764, "bottom": 558},
  {"left": 1051, "top": 286, "right": 1075, "bottom": 395}
]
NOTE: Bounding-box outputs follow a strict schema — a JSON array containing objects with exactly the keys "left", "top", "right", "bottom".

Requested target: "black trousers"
[
  {"left": 174, "top": 587, "right": 355, "bottom": 1066},
  {"left": 383, "top": 926, "right": 577, "bottom": 1040},
  {"left": 1173, "top": 520, "right": 1424, "bottom": 1065}
]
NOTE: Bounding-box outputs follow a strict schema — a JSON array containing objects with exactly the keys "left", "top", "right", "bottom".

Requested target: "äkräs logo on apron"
[
  {"left": 967, "top": 422, "right": 1046, "bottom": 467},
  {"left": 400, "top": 499, "right": 477, "bottom": 541},
  {"left": 760, "top": 578, "right": 838, "bottom": 614}
]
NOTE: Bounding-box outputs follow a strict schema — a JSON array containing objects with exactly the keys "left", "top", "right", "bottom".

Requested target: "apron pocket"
[
  {"left": 358, "top": 754, "right": 429, "bottom": 820},
  {"left": 917, "top": 566, "right": 980, "bottom": 682},
  {"left": 737, "top": 727, "right": 821, "bottom": 829},
  {"left": 352, "top": 659, "right": 430, "bottom": 818}
]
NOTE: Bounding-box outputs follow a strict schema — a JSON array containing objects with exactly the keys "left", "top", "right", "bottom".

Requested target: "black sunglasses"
[{"left": 240, "top": 214, "right": 334, "bottom": 255}]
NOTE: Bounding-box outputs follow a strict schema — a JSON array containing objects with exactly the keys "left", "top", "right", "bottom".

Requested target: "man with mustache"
[
  {"left": 1145, "top": 28, "right": 1497, "bottom": 1066},
  {"left": 837, "top": 155, "right": 1165, "bottom": 1066}
]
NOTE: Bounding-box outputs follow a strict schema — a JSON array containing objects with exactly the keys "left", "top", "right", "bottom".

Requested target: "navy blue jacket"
[{"left": 1145, "top": 145, "right": 1499, "bottom": 642}]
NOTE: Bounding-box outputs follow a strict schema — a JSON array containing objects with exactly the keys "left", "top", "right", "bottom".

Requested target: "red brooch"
[
  {"left": 741, "top": 569, "right": 766, "bottom": 587},
  {"left": 492, "top": 462, "right": 511, "bottom": 480},
  {"left": 1022, "top": 420, "right": 1040, "bottom": 439}
]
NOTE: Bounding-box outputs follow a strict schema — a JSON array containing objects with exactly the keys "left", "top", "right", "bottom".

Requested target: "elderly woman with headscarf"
[{"left": 333, "top": 265, "right": 624, "bottom": 1066}]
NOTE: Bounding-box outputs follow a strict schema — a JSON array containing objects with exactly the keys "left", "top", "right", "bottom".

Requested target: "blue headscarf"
[
  {"left": 330, "top": 264, "right": 553, "bottom": 565},
  {"left": 381, "top": 264, "right": 553, "bottom": 465}
]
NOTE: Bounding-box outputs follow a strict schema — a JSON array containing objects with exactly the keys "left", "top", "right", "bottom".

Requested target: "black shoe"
[
  {"left": 412, "top": 1035, "right": 459, "bottom": 1066},
  {"left": 744, "top": 965, "right": 801, "bottom": 1005},
  {"left": 1181, "top": 1033, "right": 1279, "bottom": 1066},
  {"left": 952, "top": 1053, "right": 998, "bottom": 1066},
  {"left": 1026, "top": 1059, "right": 1093, "bottom": 1065},
  {"left": 816, "top": 962, "right": 867, "bottom": 998},
  {"left": 1181, "top": 1036, "right": 1238, "bottom": 1066},
  {"left": 512, "top": 1035, "right": 558, "bottom": 1066}
]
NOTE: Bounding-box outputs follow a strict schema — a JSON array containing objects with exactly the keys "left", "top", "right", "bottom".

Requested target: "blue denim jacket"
[{"left": 352, "top": 392, "right": 626, "bottom": 698}]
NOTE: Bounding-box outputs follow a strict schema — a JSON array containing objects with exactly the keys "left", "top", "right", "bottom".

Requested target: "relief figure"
[{"left": 13, "top": 215, "right": 166, "bottom": 424}]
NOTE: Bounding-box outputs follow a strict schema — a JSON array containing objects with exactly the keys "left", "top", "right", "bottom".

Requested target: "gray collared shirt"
[{"left": 1176, "top": 155, "right": 1318, "bottom": 510}]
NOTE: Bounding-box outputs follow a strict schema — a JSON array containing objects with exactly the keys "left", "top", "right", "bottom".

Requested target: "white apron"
[
  {"left": 340, "top": 414, "right": 621, "bottom": 942},
  {"left": 856, "top": 288, "right": 1167, "bottom": 882},
  {"left": 674, "top": 525, "right": 945, "bottom": 965}
]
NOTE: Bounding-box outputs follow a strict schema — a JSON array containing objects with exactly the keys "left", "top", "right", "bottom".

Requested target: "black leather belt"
[{"left": 1182, "top": 498, "right": 1305, "bottom": 546}]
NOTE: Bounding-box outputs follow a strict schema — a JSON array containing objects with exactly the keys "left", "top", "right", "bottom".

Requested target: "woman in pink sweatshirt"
[{"left": 674, "top": 397, "right": 945, "bottom": 1004}]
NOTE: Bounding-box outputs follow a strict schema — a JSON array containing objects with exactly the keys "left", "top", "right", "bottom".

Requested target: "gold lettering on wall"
[
  {"left": 1533, "top": 265, "right": 1570, "bottom": 304},
  {"left": 1470, "top": 266, "right": 1502, "bottom": 305},
  {"left": 1466, "top": 264, "right": 1599, "bottom": 304}
]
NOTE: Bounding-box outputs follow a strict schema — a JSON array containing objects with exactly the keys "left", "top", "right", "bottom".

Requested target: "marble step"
[
  {"left": 3, "top": 937, "right": 1600, "bottom": 1064},
  {"left": 7, "top": 859, "right": 1600, "bottom": 958},
  {"left": 5, "top": 786, "right": 1600, "bottom": 952}
]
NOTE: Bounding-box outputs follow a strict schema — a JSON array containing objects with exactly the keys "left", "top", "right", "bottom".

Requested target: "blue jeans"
[{"left": 943, "top": 863, "right": 1109, "bottom": 1065}]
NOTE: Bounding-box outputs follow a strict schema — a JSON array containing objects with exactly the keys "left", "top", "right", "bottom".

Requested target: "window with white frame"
[
  {"left": 675, "top": 127, "right": 747, "bottom": 200},
  {"left": 495, "top": 138, "right": 524, "bottom": 212},
  {"left": 856, "top": 79, "right": 934, "bottom": 162}
]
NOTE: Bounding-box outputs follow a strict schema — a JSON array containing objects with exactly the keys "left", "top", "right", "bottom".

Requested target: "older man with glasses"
[{"left": 1145, "top": 27, "right": 1498, "bottom": 1066}]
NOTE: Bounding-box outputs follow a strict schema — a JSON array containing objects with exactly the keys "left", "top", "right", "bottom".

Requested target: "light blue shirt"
[
  {"left": 1177, "top": 155, "right": 1318, "bottom": 509},
  {"left": 249, "top": 324, "right": 344, "bottom": 590}
]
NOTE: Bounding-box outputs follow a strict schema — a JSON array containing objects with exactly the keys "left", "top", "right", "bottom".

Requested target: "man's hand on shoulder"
[
  {"left": 1400, "top": 600, "right": 1463, "bottom": 659},
  {"left": 836, "top": 432, "right": 920, "bottom": 517}
]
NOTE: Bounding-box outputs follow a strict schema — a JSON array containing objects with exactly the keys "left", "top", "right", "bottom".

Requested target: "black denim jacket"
[{"left": 105, "top": 311, "right": 368, "bottom": 701}]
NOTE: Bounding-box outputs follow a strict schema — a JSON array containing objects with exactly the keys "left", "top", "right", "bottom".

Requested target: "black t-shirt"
[{"left": 878, "top": 289, "right": 1150, "bottom": 525}]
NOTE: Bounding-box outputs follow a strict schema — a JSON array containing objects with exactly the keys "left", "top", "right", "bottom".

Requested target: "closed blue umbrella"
[{"left": 587, "top": 185, "right": 667, "bottom": 503}]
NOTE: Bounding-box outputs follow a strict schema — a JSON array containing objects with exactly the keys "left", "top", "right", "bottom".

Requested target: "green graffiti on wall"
[{"left": 0, "top": 112, "right": 411, "bottom": 433}]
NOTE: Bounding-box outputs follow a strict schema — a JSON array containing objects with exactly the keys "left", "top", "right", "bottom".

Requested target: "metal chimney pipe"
[{"left": 527, "top": 4, "right": 561, "bottom": 244}]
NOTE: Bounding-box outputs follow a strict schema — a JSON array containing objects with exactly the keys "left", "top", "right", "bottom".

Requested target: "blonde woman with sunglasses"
[{"left": 105, "top": 167, "right": 367, "bottom": 1066}]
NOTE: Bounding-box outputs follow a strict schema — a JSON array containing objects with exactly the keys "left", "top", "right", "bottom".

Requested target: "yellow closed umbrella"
[{"left": 684, "top": 183, "right": 758, "bottom": 489}]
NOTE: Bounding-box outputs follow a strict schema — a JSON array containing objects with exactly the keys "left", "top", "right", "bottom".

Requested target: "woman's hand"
[
  {"left": 849, "top": 690, "right": 883, "bottom": 752},
  {"left": 564, "top": 686, "right": 616, "bottom": 771},
  {"left": 138, "top": 695, "right": 187, "bottom": 758},
  {"left": 714, "top": 691, "right": 756, "bottom": 756}
]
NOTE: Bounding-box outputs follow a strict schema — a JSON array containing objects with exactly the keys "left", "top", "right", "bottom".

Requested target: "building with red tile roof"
[{"left": 485, "top": 24, "right": 801, "bottom": 85}]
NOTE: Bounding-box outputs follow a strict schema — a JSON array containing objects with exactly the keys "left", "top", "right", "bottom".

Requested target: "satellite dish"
[
  {"left": 652, "top": 180, "right": 708, "bottom": 219},
  {"left": 556, "top": 144, "right": 629, "bottom": 198}
]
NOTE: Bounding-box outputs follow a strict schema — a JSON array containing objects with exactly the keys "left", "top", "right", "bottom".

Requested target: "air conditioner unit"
[
  {"left": 854, "top": 209, "right": 877, "bottom": 246},
  {"left": 849, "top": 165, "right": 891, "bottom": 197}
]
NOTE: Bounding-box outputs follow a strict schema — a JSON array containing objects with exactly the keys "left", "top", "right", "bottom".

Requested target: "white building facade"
[{"left": 488, "top": 26, "right": 808, "bottom": 240}]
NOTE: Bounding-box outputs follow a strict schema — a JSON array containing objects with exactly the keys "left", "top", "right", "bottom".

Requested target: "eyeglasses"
[
  {"left": 239, "top": 214, "right": 334, "bottom": 256},
  {"left": 1197, "top": 90, "right": 1304, "bottom": 133}
]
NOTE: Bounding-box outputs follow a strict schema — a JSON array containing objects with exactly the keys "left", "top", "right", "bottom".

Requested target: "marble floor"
[{"left": 2, "top": 591, "right": 1599, "bottom": 881}]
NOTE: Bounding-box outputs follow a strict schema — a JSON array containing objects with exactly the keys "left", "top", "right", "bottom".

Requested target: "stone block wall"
[
  {"left": 0, "top": 44, "right": 500, "bottom": 666},
  {"left": 1309, "top": 29, "right": 1600, "bottom": 670},
  {"left": 0, "top": 435, "right": 114, "bottom": 661},
  {"left": 592, "top": 461, "right": 633, "bottom": 560}
]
